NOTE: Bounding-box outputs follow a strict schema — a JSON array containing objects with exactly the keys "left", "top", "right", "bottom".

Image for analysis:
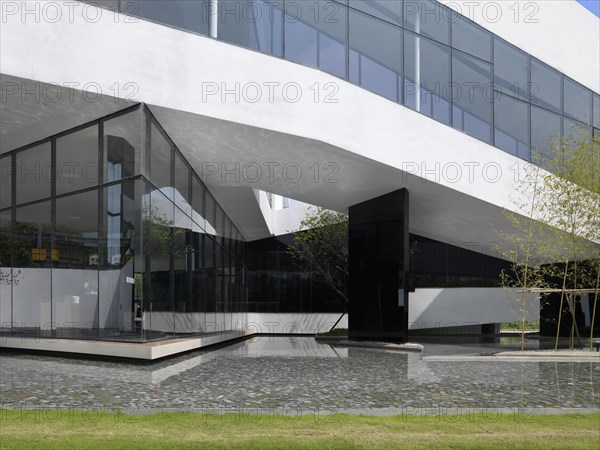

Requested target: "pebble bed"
[{"left": 1, "top": 337, "right": 598, "bottom": 414}]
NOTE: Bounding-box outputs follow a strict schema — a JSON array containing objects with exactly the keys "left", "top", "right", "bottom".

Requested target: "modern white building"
[{"left": 0, "top": 1, "right": 598, "bottom": 357}]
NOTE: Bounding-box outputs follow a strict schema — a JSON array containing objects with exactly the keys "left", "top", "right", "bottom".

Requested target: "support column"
[{"left": 348, "top": 188, "right": 409, "bottom": 342}]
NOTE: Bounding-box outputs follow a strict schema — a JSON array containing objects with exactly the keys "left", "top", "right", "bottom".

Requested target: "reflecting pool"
[{"left": 1, "top": 337, "right": 598, "bottom": 414}]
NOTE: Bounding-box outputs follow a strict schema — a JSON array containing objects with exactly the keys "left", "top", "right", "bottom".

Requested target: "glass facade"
[
  {"left": 84, "top": 0, "right": 599, "bottom": 163},
  {"left": 0, "top": 105, "right": 246, "bottom": 341},
  {"left": 245, "top": 234, "right": 345, "bottom": 313}
]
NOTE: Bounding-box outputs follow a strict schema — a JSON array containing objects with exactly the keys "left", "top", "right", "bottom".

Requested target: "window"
[
  {"left": 218, "top": 0, "right": 283, "bottom": 56},
  {"left": 54, "top": 190, "right": 99, "bottom": 332},
  {"left": 563, "top": 117, "right": 590, "bottom": 141},
  {"left": 350, "top": 9, "right": 402, "bottom": 101},
  {"left": 563, "top": 78, "right": 591, "bottom": 125},
  {"left": 531, "top": 59, "right": 561, "bottom": 114},
  {"left": 494, "top": 93, "right": 529, "bottom": 160},
  {"left": 150, "top": 123, "right": 173, "bottom": 200},
  {"left": 404, "top": 31, "right": 451, "bottom": 124},
  {"left": 13, "top": 201, "right": 52, "bottom": 328},
  {"left": 104, "top": 108, "right": 142, "bottom": 182},
  {"left": 349, "top": 0, "right": 402, "bottom": 26},
  {"left": 0, "top": 156, "right": 11, "bottom": 209},
  {"left": 174, "top": 152, "right": 191, "bottom": 217},
  {"left": 122, "top": 0, "right": 210, "bottom": 35},
  {"left": 403, "top": 0, "right": 450, "bottom": 45},
  {"left": 99, "top": 179, "right": 142, "bottom": 336},
  {"left": 56, "top": 125, "right": 98, "bottom": 195},
  {"left": 494, "top": 39, "right": 529, "bottom": 100},
  {"left": 0, "top": 210, "right": 10, "bottom": 324},
  {"left": 215, "top": 205, "right": 225, "bottom": 247},
  {"left": 452, "top": 15, "right": 491, "bottom": 62},
  {"left": 531, "top": 105, "right": 561, "bottom": 157},
  {"left": 205, "top": 192, "right": 216, "bottom": 236},
  {"left": 148, "top": 188, "right": 174, "bottom": 317},
  {"left": 16, "top": 142, "right": 51, "bottom": 205},
  {"left": 594, "top": 93, "right": 600, "bottom": 129},
  {"left": 284, "top": 0, "right": 347, "bottom": 79},
  {"left": 191, "top": 176, "right": 205, "bottom": 231},
  {"left": 452, "top": 51, "right": 493, "bottom": 143}
]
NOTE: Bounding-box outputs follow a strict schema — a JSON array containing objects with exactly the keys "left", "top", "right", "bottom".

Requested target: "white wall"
[
  {"left": 143, "top": 311, "right": 250, "bottom": 334},
  {"left": 408, "top": 287, "right": 539, "bottom": 330},
  {"left": 246, "top": 312, "right": 348, "bottom": 334}
]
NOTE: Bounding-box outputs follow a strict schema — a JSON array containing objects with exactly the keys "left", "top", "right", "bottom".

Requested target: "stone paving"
[{"left": 0, "top": 336, "right": 598, "bottom": 414}]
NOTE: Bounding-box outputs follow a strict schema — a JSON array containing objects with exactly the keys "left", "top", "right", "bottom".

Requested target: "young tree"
[
  {"left": 287, "top": 207, "right": 349, "bottom": 305},
  {"left": 499, "top": 128, "right": 600, "bottom": 350},
  {"left": 542, "top": 128, "right": 600, "bottom": 350}
]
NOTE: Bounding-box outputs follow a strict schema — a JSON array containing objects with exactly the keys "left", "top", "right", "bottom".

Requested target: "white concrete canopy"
[{"left": 1, "top": 1, "right": 598, "bottom": 255}]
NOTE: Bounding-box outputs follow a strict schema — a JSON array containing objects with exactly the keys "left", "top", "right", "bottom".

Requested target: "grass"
[
  {"left": 0, "top": 410, "right": 598, "bottom": 449},
  {"left": 501, "top": 321, "right": 540, "bottom": 331}
]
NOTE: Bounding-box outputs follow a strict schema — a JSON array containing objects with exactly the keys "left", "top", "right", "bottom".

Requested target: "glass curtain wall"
[
  {"left": 85, "top": 0, "right": 599, "bottom": 163},
  {"left": 0, "top": 104, "right": 246, "bottom": 341}
]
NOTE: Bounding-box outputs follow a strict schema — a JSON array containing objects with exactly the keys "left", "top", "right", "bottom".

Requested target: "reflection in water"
[{"left": 0, "top": 337, "right": 598, "bottom": 413}]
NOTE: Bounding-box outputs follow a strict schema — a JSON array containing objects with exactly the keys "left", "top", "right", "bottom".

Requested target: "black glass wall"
[
  {"left": 245, "top": 233, "right": 344, "bottom": 313},
  {"left": 86, "top": 0, "right": 600, "bottom": 163},
  {"left": 0, "top": 104, "right": 247, "bottom": 341}
]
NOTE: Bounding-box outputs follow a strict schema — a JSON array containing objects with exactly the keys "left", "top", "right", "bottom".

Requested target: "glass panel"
[
  {"left": 147, "top": 187, "right": 174, "bottom": 336},
  {"left": 13, "top": 201, "right": 52, "bottom": 333},
  {"left": 173, "top": 210, "right": 192, "bottom": 333},
  {"left": 531, "top": 59, "right": 561, "bottom": 114},
  {"left": 594, "top": 93, "right": 600, "bottom": 129},
  {"left": 349, "top": 9, "right": 402, "bottom": 102},
  {"left": 56, "top": 125, "right": 98, "bottom": 195},
  {"left": 203, "top": 235, "right": 216, "bottom": 331},
  {"left": 150, "top": 123, "right": 173, "bottom": 200},
  {"left": 531, "top": 105, "right": 561, "bottom": 157},
  {"left": 99, "top": 179, "right": 141, "bottom": 338},
  {"left": 403, "top": 0, "right": 450, "bottom": 45},
  {"left": 404, "top": 31, "right": 451, "bottom": 124},
  {"left": 494, "top": 39, "right": 529, "bottom": 101},
  {"left": 563, "top": 117, "right": 591, "bottom": 142},
  {"left": 452, "top": 15, "right": 491, "bottom": 62},
  {"left": 284, "top": 0, "right": 347, "bottom": 78},
  {"left": 191, "top": 176, "right": 205, "bottom": 230},
  {"left": 122, "top": 0, "right": 209, "bottom": 35},
  {"left": 216, "top": 204, "right": 225, "bottom": 247},
  {"left": 53, "top": 190, "right": 99, "bottom": 337},
  {"left": 104, "top": 109, "right": 142, "bottom": 182},
  {"left": 494, "top": 92, "right": 530, "bottom": 160},
  {"left": 349, "top": 0, "right": 402, "bottom": 26},
  {"left": 219, "top": 0, "right": 283, "bottom": 56},
  {"left": 0, "top": 210, "right": 11, "bottom": 330},
  {"left": 215, "top": 243, "right": 224, "bottom": 327},
  {"left": 205, "top": 192, "right": 216, "bottom": 236},
  {"left": 174, "top": 152, "right": 192, "bottom": 217},
  {"left": 15, "top": 142, "right": 51, "bottom": 205},
  {"left": 190, "top": 229, "right": 203, "bottom": 332},
  {"left": 563, "top": 78, "right": 591, "bottom": 124},
  {"left": 452, "top": 51, "right": 493, "bottom": 143},
  {"left": 1, "top": 156, "right": 11, "bottom": 209}
]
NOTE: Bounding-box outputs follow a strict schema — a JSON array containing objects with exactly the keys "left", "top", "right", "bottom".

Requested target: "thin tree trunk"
[
  {"left": 590, "top": 260, "right": 600, "bottom": 351},
  {"left": 555, "top": 260, "right": 570, "bottom": 351}
]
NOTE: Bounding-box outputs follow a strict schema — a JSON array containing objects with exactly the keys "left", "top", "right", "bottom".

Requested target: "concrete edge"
[
  {"left": 330, "top": 340, "right": 424, "bottom": 352},
  {"left": 0, "top": 330, "right": 253, "bottom": 360}
]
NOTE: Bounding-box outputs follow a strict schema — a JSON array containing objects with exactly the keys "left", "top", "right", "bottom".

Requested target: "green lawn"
[{"left": 0, "top": 410, "right": 598, "bottom": 449}]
